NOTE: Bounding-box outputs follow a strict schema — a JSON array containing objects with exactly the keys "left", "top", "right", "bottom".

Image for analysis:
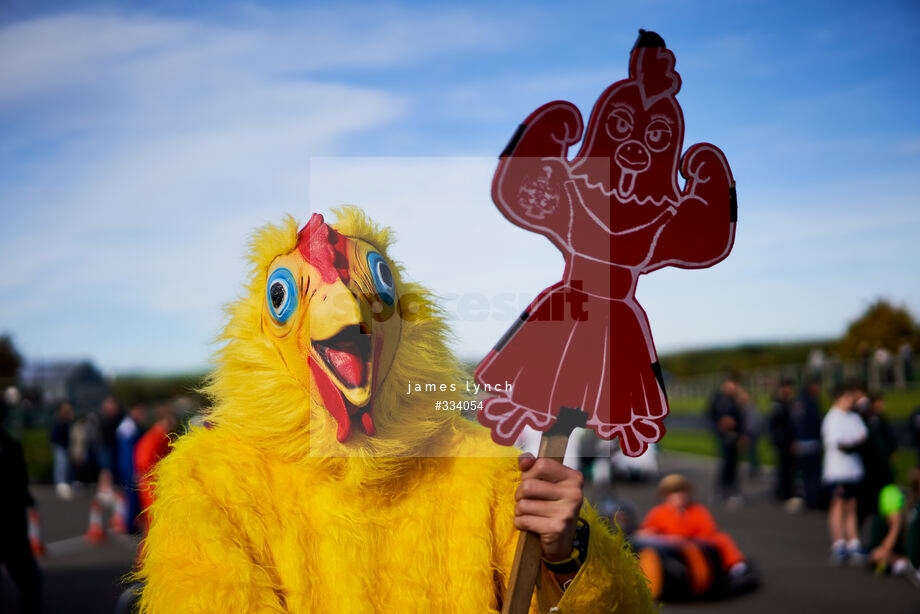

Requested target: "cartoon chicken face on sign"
[{"left": 476, "top": 30, "right": 737, "bottom": 457}]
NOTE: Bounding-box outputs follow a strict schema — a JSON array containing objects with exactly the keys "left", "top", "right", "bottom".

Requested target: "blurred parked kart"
[{"left": 631, "top": 534, "right": 760, "bottom": 601}]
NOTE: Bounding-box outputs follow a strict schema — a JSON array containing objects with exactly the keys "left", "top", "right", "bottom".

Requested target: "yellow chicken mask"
[
  {"left": 263, "top": 212, "right": 401, "bottom": 443},
  {"left": 203, "top": 206, "right": 462, "bottom": 466}
]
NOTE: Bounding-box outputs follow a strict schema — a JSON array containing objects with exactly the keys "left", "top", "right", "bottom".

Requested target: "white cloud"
[
  {"left": 0, "top": 7, "right": 510, "bottom": 370},
  {"left": 0, "top": 7, "right": 506, "bottom": 107}
]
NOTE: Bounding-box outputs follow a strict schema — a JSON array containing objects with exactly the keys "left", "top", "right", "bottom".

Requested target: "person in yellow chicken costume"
[{"left": 136, "top": 207, "right": 654, "bottom": 613}]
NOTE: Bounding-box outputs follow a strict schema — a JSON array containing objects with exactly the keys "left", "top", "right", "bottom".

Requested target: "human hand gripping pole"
[{"left": 503, "top": 407, "right": 586, "bottom": 614}]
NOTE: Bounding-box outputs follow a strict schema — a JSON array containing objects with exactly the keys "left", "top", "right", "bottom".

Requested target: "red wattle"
[{"left": 360, "top": 412, "right": 376, "bottom": 436}]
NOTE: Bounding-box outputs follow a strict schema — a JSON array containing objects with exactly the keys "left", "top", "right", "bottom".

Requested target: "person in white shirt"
[{"left": 821, "top": 385, "right": 868, "bottom": 565}]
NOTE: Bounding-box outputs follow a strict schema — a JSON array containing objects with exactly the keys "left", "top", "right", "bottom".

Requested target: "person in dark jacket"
[
  {"left": 857, "top": 393, "right": 898, "bottom": 529},
  {"left": 116, "top": 404, "right": 146, "bottom": 533},
  {"left": 97, "top": 396, "right": 123, "bottom": 501},
  {"left": 791, "top": 379, "right": 823, "bottom": 509},
  {"left": 50, "top": 400, "right": 74, "bottom": 499},
  {"left": 0, "top": 397, "right": 42, "bottom": 614},
  {"left": 909, "top": 406, "right": 920, "bottom": 465},
  {"left": 708, "top": 375, "right": 742, "bottom": 501},
  {"left": 769, "top": 379, "right": 796, "bottom": 503}
]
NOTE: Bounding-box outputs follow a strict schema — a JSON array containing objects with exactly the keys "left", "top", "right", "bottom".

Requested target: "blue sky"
[{"left": 1, "top": 0, "right": 918, "bottom": 373}]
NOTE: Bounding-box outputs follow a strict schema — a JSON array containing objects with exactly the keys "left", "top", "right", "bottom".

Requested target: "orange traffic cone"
[
  {"left": 85, "top": 498, "right": 106, "bottom": 544},
  {"left": 109, "top": 491, "right": 128, "bottom": 534},
  {"left": 28, "top": 508, "right": 45, "bottom": 557}
]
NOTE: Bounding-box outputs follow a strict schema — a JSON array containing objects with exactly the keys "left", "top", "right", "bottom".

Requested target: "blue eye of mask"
[
  {"left": 367, "top": 252, "right": 395, "bottom": 306},
  {"left": 266, "top": 267, "right": 298, "bottom": 324}
]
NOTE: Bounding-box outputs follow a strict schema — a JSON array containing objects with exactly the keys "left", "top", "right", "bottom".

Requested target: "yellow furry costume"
[{"left": 137, "top": 207, "right": 654, "bottom": 613}]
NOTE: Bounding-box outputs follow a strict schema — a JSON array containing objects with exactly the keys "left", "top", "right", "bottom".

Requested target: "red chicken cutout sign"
[{"left": 476, "top": 30, "right": 737, "bottom": 457}]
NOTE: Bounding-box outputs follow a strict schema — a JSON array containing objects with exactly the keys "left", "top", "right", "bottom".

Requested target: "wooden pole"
[{"left": 502, "top": 407, "right": 586, "bottom": 614}]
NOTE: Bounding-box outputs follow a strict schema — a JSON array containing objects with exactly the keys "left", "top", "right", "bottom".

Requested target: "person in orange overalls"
[
  {"left": 637, "top": 473, "right": 748, "bottom": 574},
  {"left": 134, "top": 403, "right": 177, "bottom": 534}
]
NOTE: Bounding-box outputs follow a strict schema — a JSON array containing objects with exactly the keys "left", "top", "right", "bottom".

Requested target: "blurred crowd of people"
[
  {"left": 49, "top": 398, "right": 178, "bottom": 532},
  {"left": 812, "top": 383, "right": 919, "bottom": 580},
  {"left": 708, "top": 373, "right": 920, "bottom": 584},
  {"left": 5, "top": 372, "right": 920, "bottom": 609},
  {"left": 2, "top": 395, "right": 182, "bottom": 613}
]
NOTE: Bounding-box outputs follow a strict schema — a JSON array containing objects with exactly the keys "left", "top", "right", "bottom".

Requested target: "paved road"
[
  {"left": 1, "top": 486, "right": 138, "bottom": 614},
  {"left": 3, "top": 452, "right": 919, "bottom": 613},
  {"left": 603, "top": 451, "right": 919, "bottom": 614}
]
